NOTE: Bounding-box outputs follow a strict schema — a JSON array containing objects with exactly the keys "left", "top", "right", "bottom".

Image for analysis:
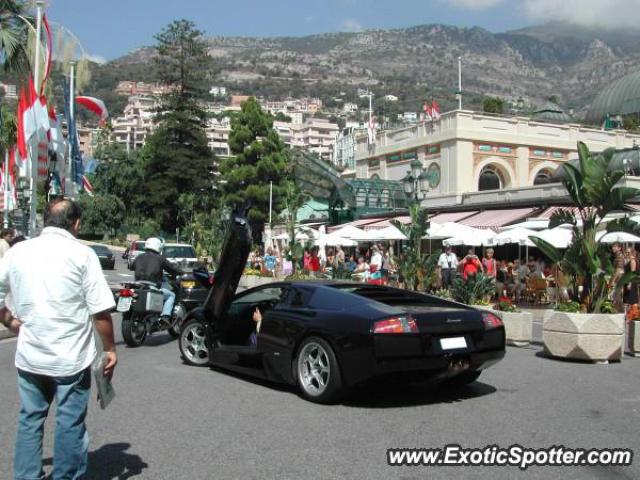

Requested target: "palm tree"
[
  {"left": 392, "top": 202, "right": 440, "bottom": 291},
  {"left": 531, "top": 142, "right": 640, "bottom": 312},
  {"left": 0, "top": 0, "right": 33, "bottom": 75}
]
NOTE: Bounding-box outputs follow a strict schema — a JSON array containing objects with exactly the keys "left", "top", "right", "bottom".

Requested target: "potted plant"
[
  {"left": 493, "top": 296, "right": 533, "bottom": 347},
  {"left": 531, "top": 142, "right": 640, "bottom": 362},
  {"left": 392, "top": 203, "right": 441, "bottom": 292},
  {"left": 627, "top": 304, "right": 640, "bottom": 357},
  {"left": 239, "top": 267, "right": 276, "bottom": 289}
]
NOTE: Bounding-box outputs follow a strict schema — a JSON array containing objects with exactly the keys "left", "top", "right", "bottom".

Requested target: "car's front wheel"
[
  {"left": 179, "top": 318, "right": 210, "bottom": 366},
  {"left": 295, "top": 336, "right": 344, "bottom": 404}
]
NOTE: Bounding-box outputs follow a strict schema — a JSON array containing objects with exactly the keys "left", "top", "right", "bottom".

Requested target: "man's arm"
[
  {"left": 162, "top": 257, "right": 182, "bottom": 277},
  {"left": 0, "top": 307, "right": 21, "bottom": 334},
  {"left": 93, "top": 310, "right": 117, "bottom": 379}
]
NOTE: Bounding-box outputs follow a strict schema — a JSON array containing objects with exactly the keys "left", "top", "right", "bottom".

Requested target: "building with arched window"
[{"left": 350, "top": 110, "right": 640, "bottom": 210}]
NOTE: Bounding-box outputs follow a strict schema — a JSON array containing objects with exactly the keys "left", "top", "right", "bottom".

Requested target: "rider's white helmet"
[{"left": 145, "top": 237, "right": 163, "bottom": 254}]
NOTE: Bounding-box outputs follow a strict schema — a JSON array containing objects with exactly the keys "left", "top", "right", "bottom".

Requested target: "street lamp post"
[{"left": 402, "top": 160, "right": 430, "bottom": 202}]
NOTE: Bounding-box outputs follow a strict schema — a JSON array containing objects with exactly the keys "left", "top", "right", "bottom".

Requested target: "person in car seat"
[{"left": 248, "top": 307, "right": 263, "bottom": 346}]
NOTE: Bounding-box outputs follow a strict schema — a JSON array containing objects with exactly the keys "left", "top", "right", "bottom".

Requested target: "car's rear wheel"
[
  {"left": 445, "top": 369, "right": 481, "bottom": 388},
  {"left": 179, "top": 318, "right": 210, "bottom": 366},
  {"left": 295, "top": 336, "right": 344, "bottom": 404},
  {"left": 122, "top": 313, "right": 147, "bottom": 347}
]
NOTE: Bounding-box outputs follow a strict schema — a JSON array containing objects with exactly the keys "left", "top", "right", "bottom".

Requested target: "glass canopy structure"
[{"left": 290, "top": 150, "right": 408, "bottom": 224}]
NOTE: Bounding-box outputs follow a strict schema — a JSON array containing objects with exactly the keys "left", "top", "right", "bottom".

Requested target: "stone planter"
[
  {"left": 494, "top": 310, "right": 533, "bottom": 347},
  {"left": 238, "top": 275, "right": 276, "bottom": 291},
  {"left": 543, "top": 311, "right": 625, "bottom": 363},
  {"left": 629, "top": 320, "right": 640, "bottom": 358}
]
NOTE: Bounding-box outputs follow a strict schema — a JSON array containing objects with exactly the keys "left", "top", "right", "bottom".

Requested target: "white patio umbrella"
[
  {"left": 502, "top": 219, "right": 550, "bottom": 231},
  {"left": 330, "top": 225, "right": 370, "bottom": 241},
  {"left": 272, "top": 227, "right": 320, "bottom": 241},
  {"left": 597, "top": 231, "right": 640, "bottom": 243},
  {"left": 428, "top": 222, "right": 479, "bottom": 240},
  {"left": 364, "top": 225, "right": 407, "bottom": 241},
  {"left": 491, "top": 227, "right": 538, "bottom": 247},
  {"left": 530, "top": 228, "right": 573, "bottom": 249},
  {"left": 443, "top": 229, "right": 496, "bottom": 247},
  {"left": 315, "top": 233, "right": 357, "bottom": 247}
]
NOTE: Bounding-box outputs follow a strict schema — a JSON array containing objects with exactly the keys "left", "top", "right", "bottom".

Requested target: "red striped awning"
[
  {"left": 429, "top": 211, "right": 479, "bottom": 224},
  {"left": 459, "top": 208, "right": 536, "bottom": 230},
  {"left": 538, "top": 206, "right": 592, "bottom": 219},
  {"left": 327, "top": 217, "right": 386, "bottom": 233},
  {"left": 363, "top": 215, "right": 411, "bottom": 230}
]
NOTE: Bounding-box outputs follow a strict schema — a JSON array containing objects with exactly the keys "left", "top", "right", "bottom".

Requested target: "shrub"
[
  {"left": 495, "top": 296, "right": 518, "bottom": 312},
  {"left": 451, "top": 274, "right": 495, "bottom": 305}
]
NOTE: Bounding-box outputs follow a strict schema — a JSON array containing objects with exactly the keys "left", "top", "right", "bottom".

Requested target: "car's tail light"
[
  {"left": 482, "top": 311, "right": 503, "bottom": 330},
  {"left": 373, "top": 315, "right": 418, "bottom": 334},
  {"left": 119, "top": 288, "right": 134, "bottom": 297}
]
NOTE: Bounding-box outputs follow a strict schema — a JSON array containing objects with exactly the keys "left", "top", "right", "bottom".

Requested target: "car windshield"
[
  {"left": 91, "top": 245, "right": 111, "bottom": 254},
  {"left": 163, "top": 246, "right": 197, "bottom": 258}
]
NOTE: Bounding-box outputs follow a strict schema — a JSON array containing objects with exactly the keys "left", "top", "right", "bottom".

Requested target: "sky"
[{"left": 45, "top": 0, "right": 640, "bottom": 62}]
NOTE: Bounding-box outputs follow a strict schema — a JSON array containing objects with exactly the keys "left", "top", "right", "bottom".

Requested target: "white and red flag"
[
  {"left": 16, "top": 77, "right": 49, "bottom": 161},
  {"left": 423, "top": 102, "right": 433, "bottom": 121},
  {"left": 81, "top": 175, "right": 94, "bottom": 197},
  {"left": 48, "top": 106, "right": 65, "bottom": 159},
  {"left": 75, "top": 96, "right": 109, "bottom": 125},
  {"left": 431, "top": 100, "right": 441, "bottom": 121}
]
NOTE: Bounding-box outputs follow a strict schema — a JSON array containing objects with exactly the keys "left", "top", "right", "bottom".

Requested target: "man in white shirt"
[
  {"left": 370, "top": 245, "right": 383, "bottom": 271},
  {"left": 437, "top": 246, "right": 459, "bottom": 288},
  {"left": 0, "top": 199, "right": 117, "bottom": 480},
  {"left": 0, "top": 227, "right": 14, "bottom": 258}
]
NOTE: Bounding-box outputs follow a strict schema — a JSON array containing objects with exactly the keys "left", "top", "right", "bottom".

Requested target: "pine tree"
[
  {"left": 219, "top": 97, "right": 289, "bottom": 240},
  {"left": 141, "top": 20, "right": 215, "bottom": 232}
]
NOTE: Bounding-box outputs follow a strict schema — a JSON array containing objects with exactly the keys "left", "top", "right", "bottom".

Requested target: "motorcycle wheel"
[
  {"left": 168, "top": 303, "right": 187, "bottom": 339},
  {"left": 122, "top": 312, "right": 147, "bottom": 347},
  {"left": 179, "top": 318, "right": 210, "bottom": 366}
]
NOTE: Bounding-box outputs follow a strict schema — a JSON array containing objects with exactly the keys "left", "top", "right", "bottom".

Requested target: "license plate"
[
  {"left": 440, "top": 337, "right": 467, "bottom": 350},
  {"left": 116, "top": 297, "right": 132, "bottom": 312}
]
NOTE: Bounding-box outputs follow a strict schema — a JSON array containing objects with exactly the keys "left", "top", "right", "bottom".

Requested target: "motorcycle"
[{"left": 115, "top": 267, "right": 214, "bottom": 347}]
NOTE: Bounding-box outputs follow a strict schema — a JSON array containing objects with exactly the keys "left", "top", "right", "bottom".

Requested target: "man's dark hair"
[
  {"left": 0, "top": 228, "right": 14, "bottom": 238},
  {"left": 44, "top": 199, "right": 82, "bottom": 230}
]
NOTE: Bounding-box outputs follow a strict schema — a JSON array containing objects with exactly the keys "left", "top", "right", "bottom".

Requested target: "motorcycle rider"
[{"left": 133, "top": 237, "right": 182, "bottom": 325}]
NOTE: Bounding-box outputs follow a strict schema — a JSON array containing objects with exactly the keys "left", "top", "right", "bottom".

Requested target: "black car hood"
[{"left": 204, "top": 215, "right": 252, "bottom": 319}]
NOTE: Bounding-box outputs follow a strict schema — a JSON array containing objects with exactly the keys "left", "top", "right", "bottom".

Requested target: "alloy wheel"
[
  {"left": 298, "top": 341, "right": 331, "bottom": 396},
  {"left": 181, "top": 322, "right": 209, "bottom": 365}
]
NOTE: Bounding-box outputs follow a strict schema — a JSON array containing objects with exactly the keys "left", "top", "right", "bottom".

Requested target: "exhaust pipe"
[{"left": 448, "top": 357, "right": 470, "bottom": 374}]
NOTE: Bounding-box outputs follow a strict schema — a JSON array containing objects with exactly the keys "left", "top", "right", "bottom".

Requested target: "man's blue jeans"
[
  {"left": 15, "top": 367, "right": 91, "bottom": 480},
  {"left": 161, "top": 280, "right": 175, "bottom": 317}
]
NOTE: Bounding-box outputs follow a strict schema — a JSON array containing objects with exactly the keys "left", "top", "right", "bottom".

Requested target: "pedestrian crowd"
[{"left": 246, "top": 243, "right": 395, "bottom": 284}]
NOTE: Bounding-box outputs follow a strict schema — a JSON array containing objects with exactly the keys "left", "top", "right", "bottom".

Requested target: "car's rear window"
[
  {"left": 91, "top": 245, "right": 110, "bottom": 254},
  {"left": 163, "top": 246, "right": 197, "bottom": 258},
  {"left": 329, "top": 285, "right": 433, "bottom": 306},
  {"left": 133, "top": 241, "right": 145, "bottom": 250}
]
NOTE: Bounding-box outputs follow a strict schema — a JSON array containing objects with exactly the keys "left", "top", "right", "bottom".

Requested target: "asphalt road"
[{"left": 0, "top": 255, "right": 639, "bottom": 479}]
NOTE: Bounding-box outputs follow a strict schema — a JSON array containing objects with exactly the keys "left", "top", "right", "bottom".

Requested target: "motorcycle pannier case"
[{"left": 133, "top": 290, "right": 164, "bottom": 313}]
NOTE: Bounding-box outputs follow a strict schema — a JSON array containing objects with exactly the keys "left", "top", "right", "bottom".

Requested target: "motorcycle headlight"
[{"left": 180, "top": 280, "right": 196, "bottom": 289}]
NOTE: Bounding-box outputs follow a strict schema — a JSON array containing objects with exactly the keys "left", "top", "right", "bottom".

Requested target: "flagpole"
[
  {"left": 67, "top": 61, "right": 76, "bottom": 199},
  {"left": 29, "top": 0, "right": 44, "bottom": 237},
  {"left": 3, "top": 149, "right": 9, "bottom": 228},
  {"left": 457, "top": 56, "right": 463, "bottom": 110}
]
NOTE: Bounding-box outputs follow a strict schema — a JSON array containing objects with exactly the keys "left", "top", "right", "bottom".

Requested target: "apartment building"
[
  {"left": 110, "top": 95, "right": 158, "bottom": 152},
  {"left": 274, "top": 118, "right": 339, "bottom": 162}
]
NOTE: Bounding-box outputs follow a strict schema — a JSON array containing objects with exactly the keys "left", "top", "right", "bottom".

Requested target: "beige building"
[
  {"left": 205, "top": 117, "right": 232, "bottom": 157},
  {"left": 352, "top": 110, "right": 640, "bottom": 210},
  {"left": 274, "top": 118, "right": 339, "bottom": 163},
  {"left": 111, "top": 95, "right": 158, "bottom": 152}
]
